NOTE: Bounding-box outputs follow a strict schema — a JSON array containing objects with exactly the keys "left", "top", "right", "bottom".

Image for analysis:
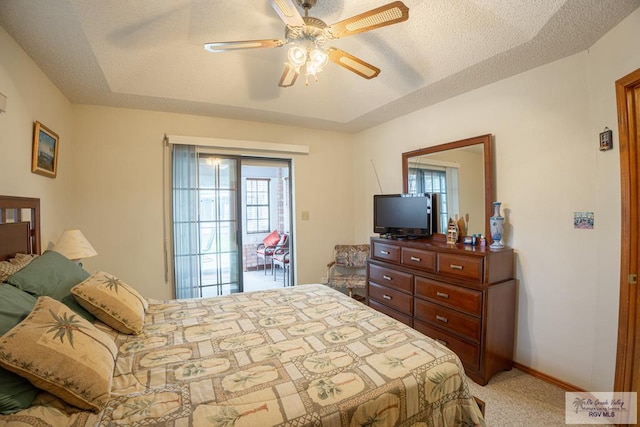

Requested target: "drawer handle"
[
  {"left": 382, "top": 294, "right": 392, "bottom": 300},
  {"left": 410, "top": 256, "right": 421, "bottom": 262},
  {"left": 382, "top": 275, "right": 392, "bottom": 281},
  {"left": 436, "top": 339, "right": 448, "bottom": 346},
  {"left": 436, "top": 291, "right": 449, "bottom": 299},
  {"left": 436, "top": 315, "right": 448, "bottom": 323},
  {"left": 380, "top": 250, "right": 390, "bottom": 255},
  {"left": 450, "top": 264, "right": 463, "bottom": 270}
]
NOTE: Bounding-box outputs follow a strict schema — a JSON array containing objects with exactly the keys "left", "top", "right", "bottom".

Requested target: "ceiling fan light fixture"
[
  {"left": 287, "top": 45, "right": 308, "bottom": 67},
  {"left": 309, "top": 48, "right": 328, "bottom": 68},
  {"left": 286, "top": 44, "right": 328, "bottom": 84}
]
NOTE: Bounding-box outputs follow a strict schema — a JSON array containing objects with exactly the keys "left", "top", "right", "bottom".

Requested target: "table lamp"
[{"left": 53, "top": 229, "right": 97, "bottom": 265}]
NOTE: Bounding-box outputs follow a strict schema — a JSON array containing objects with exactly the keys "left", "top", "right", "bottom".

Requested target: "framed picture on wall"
[{"left": 31, "top": 121, "right": 59, "bottom": 178}]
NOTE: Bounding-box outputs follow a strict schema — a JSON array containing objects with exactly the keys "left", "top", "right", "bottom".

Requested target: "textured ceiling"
[{"left": 1, "top": 0, "right": 639, "bottom": 133}]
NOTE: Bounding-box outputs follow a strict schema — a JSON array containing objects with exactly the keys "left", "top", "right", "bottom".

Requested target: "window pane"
[
  {"left": 246, "top": 206, "right": 257, "bottom": 220},
  {"left": 198, "top": 158, "right": 218, "bottom": 189},
  {"left": 257, "top": 192, "right": 269, "bottom": 204},
  {"left": 258, "top": 219, "right": 269, "bottom": 232},
  {"left": 219, "top": 159, "right": 237, "bottom": 189},
  {"left": 200, "top": 254, "right": 218, "bottom": 285},
  {"left": 199, "top": 191, "right": 215, "bottom": 221},
  {"left": 218, "top": 190, "right": 236, "bottom": 221},
  {"left": 245, "top": 179, "right": 270, "bottom": 234},
  {"left": 200, "top": 223, "right": 216, "bottom": 254}
]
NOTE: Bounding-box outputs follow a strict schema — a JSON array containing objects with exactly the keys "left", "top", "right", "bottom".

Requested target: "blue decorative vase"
[{"left": 490, "top": 202, "right": 504, "bottom": 249}]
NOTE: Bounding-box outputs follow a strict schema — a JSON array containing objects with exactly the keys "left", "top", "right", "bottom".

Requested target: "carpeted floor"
[{"left": 466, "top": 369, "right": 613, "bottom": 426}]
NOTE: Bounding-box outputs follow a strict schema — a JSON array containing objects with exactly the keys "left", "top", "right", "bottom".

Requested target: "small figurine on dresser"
[{"left": 447, "top": 218, "right": 458, "bottom": 244}]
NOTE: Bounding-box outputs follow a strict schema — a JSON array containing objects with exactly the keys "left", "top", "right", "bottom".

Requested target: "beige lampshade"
[{"left": 53, "top": 229, "right": 97, "bottom": 260}]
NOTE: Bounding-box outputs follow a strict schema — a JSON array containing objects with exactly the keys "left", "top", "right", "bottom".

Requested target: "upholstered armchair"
[
  {"left": 324, "top": 244, "right": 370, "bottom": 301},
  {"left": 256, "top": 231, "right": 288, "bottom": 275}
]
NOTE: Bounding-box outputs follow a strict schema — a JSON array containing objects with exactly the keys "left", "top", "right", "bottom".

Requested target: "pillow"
[
  {"left": 6, "top": 250, "right": 94, "bottom": 322},
  {"left": 0, "top": 284, "right": 38, "bottom": 414},
  {"left": 0, "top": 296, "right": 117, "bottom": 412},
  {"left": 263, "top": 230, "right": 280, "bottom": 247},
  {"left": 0, "top": 253, "right": 37, "bottom": 282},
  {"left": 0, "top": 370, "right": 37, "bottom": 414},
  {"left": 0, "top": 283, "right": 37, "bottom": 335},
  {"left": 71, "top": 271, "right": 148, "bottom": 335}
]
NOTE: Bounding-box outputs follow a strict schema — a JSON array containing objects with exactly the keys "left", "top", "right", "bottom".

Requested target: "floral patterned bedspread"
[{"left": 0, "top": 284, "right": 484, "bottom": 427}]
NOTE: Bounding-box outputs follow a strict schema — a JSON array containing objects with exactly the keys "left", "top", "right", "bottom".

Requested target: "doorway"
[
  {"left": 240, "top": 159, "right": 292, "bottom": 291},
  {"left": 614, "top": 67, "right": 640, "bottom": 396},
  {"left": 171, "top": 148, "right": 293, "bottom": 298}
]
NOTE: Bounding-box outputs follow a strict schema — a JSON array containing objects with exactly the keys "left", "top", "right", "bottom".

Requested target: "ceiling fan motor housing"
[{"left": 285, "top": 16, "right": 328, "bottom": 47}]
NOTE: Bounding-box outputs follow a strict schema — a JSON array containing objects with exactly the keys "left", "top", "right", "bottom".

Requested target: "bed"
[{"left": 0, "top": 196, "right": 485, "bottom": 426}]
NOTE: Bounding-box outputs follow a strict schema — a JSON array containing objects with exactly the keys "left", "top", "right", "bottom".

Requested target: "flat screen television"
[{"left": 373, "top": 193, "right": 433, "bottom": 237}]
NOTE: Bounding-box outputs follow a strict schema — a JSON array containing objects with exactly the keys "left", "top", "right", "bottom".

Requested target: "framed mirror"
[{"left": 402, "top": 134, "right": 493, "bottom": 239}]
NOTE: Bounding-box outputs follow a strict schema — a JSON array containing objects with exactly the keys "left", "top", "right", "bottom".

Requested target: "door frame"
[{"left": 614, "top": 67, "right": 640, "bottom": 393}]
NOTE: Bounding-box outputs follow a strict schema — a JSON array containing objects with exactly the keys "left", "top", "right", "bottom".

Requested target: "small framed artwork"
[
  {"left": 574, "top": 212, "right": 594, "bottom": 229},
  {"left": 31, "top": 121, "right": 59, "bottom": 178},
  {"left": 599, "top": 127, "right": 613, "bottom": 151}
]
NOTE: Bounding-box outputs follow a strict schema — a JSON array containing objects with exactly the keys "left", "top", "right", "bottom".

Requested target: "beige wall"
[
  {"left": 70, "top": 106, "right": 355, "bottom": 299},
  {"left": 353, "top": 8, "right": 640, "bottom": 391},
  {"left": 0, "top": 26, "right": 74, "bottom": 246}
]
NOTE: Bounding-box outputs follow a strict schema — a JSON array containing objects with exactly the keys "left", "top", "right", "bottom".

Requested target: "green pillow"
[
  {"left": 0, "top": 283, "right": 37, "bottom": 335},
  {"left": 0, "top": 370, "right": 37, "bottom": 414},
  {"left": 0, "top": 284, "right": 38, "bottom": 414},
  {"left": 6, "top": 250, "right": 94, "bottom": 322}
]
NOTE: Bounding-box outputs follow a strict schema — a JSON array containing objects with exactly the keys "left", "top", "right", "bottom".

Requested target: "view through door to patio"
[{"left": 242, "top": 159, "right": 291, "bottom": 292}]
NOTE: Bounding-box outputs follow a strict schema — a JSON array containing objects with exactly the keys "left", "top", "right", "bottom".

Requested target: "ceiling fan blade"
[
  {"left": 325, "top": 1, "right": 409, "bottom": 39},
  {"left": 204, "top": 39, "right": 285, "bottom": 53},
  {"left": 279, "top": 64, "right": 299, "bottom": 87},
  {"left": 270, "top": 0, "right": 305, "bottom": 27},
  {"left": 327, "top": 48, "right": 380, "bottom": 79}
]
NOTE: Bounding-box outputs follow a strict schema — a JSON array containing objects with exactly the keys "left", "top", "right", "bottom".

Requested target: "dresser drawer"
[
  {"left": 368, "top": 264, "right": 413, "bottom": 294},
  {"left": 415, "top": 277, "right": 483, "bottom": 317},
  {"left": 437, "top": 253, "right": 484, "bottom": 282},
  {"left": 369, "top": 299, "right": 413, "bottom": 327},
  {"left": 369, "top": 282, "right": 413, "bottom": 315},
  {"left": 401, "top": 247, "right": 436, "bottom": 272},
  {"left": 414, "top": 299, "right": 481, "bottom": 343},
  {"left": 372, "top": 241, "right": 400, "bottom": 263},
  {"left": 414, "top": 319, "right": 480, "bottom": 371}
]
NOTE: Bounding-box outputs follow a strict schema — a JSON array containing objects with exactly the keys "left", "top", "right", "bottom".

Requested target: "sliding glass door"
[{"left": 172, "top": 146, "right": 293, "bottom": 298}]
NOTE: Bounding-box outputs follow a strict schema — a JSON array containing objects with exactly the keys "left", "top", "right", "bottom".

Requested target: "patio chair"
[
  {"left": 273, "top": 247, "right": 290, "bottom": 286},
  {"left": 256, "top": 230, "right": 288, "bottom": 275}
]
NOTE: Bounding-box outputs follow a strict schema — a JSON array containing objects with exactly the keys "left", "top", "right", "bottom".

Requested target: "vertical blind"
[{"left": 172, "top": 144, "right": 200, "bottom": 299}]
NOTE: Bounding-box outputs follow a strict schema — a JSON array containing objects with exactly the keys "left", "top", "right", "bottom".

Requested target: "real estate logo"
[{"left": 566, "top": 392, "right": 637, "bottom": 424}]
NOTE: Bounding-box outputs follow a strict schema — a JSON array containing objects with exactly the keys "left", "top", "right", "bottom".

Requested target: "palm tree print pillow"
[
  {"left": 0, "top": 296, "right": 117, "bottom": 412},
  {"left": 71, "top": 271, "right": 148, "bottom": 335}
]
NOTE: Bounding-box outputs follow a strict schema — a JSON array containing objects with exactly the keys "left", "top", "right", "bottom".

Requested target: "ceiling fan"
[{"left": 204, "top": 0, "right": 409, "bottom": 87}]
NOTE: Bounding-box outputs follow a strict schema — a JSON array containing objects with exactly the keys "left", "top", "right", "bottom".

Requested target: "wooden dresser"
[{"left": 367, "top": 237, "right": 516, "bottom": 385}]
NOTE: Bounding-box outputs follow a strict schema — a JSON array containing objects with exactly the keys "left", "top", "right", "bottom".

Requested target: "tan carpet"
[{"left": 466, "top": 369, "right": 613, "bottom": 426}]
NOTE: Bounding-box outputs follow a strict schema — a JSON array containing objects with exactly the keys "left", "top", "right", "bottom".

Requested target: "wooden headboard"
[{"left": 0, "top": 196, "right": 41, "bottom": 261}]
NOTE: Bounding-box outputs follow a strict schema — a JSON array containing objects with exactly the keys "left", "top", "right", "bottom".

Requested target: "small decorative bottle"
[
  {"left": 490, "top": 202, "right": 505, "bottom": 249},
  {"left": 447, "top": 218, "right": 458, "bottom": 244}
]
